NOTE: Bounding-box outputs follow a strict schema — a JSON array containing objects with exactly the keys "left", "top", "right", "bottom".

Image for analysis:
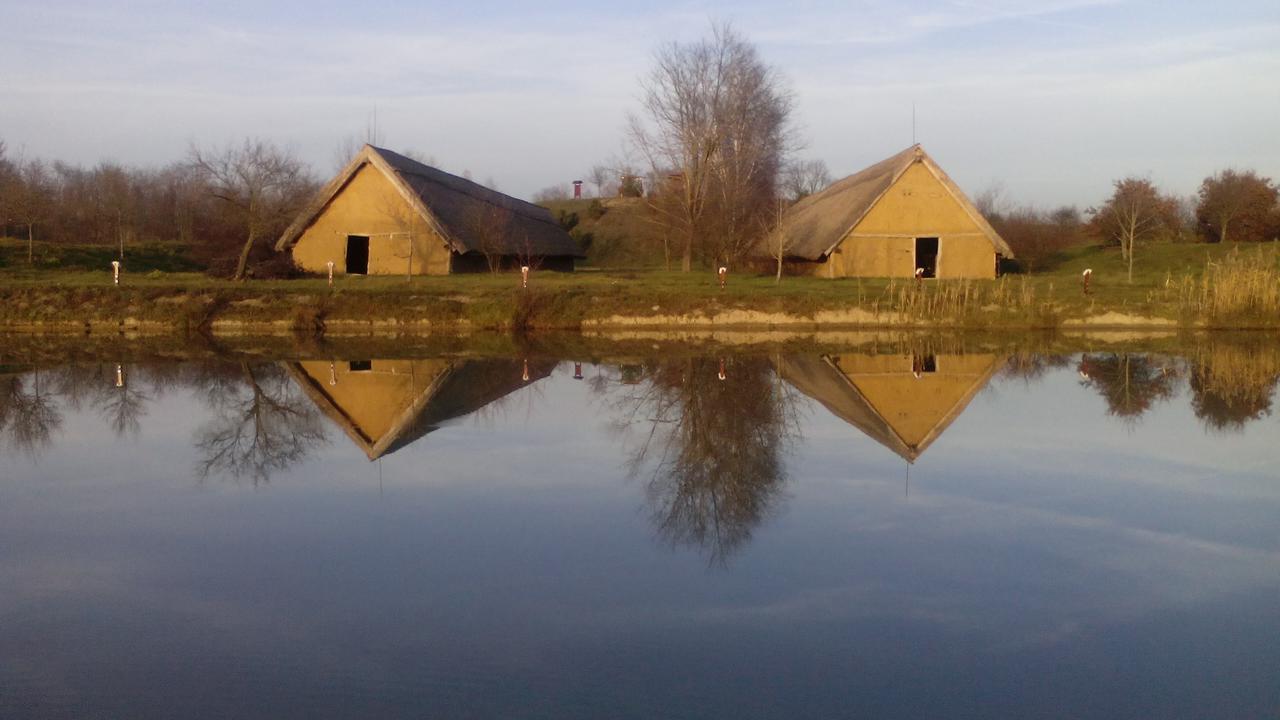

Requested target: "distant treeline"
[{"left": 0, "top": 138, "right": 318, "bottom": 278}]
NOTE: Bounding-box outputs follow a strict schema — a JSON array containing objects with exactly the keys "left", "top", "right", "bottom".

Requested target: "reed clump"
[
  {"left": 879, "top": 276, "right": 1052, "bottom": 326},
  {"left": 1179, "top": 247, "right": 1280, "bottom": 323}
]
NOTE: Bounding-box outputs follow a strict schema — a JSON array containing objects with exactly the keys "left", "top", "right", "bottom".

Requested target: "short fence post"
[
  {"left": 718, "top": 266, "right": 727, "bottom": 289},
  {"left": 521, "top": 266, "right": 530, "bottom": 289},
  {"left": 1081, "top": 268, "right": 1092, "bottom": 295},
  {"left": 111, "top": 260, "right": 121, "bottom": 286},
  {"left": 327, "top": 261, "right": 335, "bottom": 287}
]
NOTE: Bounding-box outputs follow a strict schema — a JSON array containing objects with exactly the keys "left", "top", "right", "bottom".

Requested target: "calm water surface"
[{"left": 1, "top": 344, "right": 1277, "bottom": 718}]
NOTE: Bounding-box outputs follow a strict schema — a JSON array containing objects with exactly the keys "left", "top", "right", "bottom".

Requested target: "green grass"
[
  {"left": 3, "top": 239, "right": 1279, "bottom": 332},
  {"left": 0, "top": 238, "right": 202, "bottom": 273}
]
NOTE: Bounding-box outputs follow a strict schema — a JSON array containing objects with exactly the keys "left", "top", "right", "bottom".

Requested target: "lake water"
[{"left": 1, "top": 338, "right": 1278, "bottom": 718}]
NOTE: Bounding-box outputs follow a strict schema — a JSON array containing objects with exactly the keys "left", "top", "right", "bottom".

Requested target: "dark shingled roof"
[
  {"left": 765, "top": 144, "right": 1013, "bottom": 261},
  {"left": 277, "top": 145, "right": 582, "bottom": 258}
]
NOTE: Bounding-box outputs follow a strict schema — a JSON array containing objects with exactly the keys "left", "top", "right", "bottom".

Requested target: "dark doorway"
[
  {"left": 348, "top": 360, "right": 372, "bottom": 372},
  {"left": 912, "top": 354, "right": 937, "bottom": 375},
  {"left": 915, "top": 237, "right": 939, "bottom": 278},
  {"left": 346, "top": 235, "right": 370, "bottom": 274}
]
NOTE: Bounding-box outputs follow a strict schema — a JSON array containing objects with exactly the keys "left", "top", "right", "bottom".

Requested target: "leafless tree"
[
  {"left": 588, "top": 165, "right": 614, "bottom": 197},
  {"left": 464, "top": 203, "right": 516, "bottom": 273},
  {"left": 1088, "top": 177, "right": 1177, "bottom": 284},
  {"left": 629, "top": 22, "right": 794, "bottom": 271},
  {"left": 973, "top": 181, "right": 1008, "bottom": 220},
  {"left": 193, "top": 362, "right": 327, "bottom": 484},
  {"left": 189, "top": 139, "right": 314, "bottom": 281},
  {"left": 766, "top": 197, "right": 793, "bottom": 284},
  {"left": 1196, "top": 169, "right": 1278, "bottom": 244},
  {"left": 8, "top": 158, "right": 54, "bottom": 263},
  {"left": 532, "top": 184, "right": 569, "bottom": 203},
  {"left": 602, "top": 357, "right": 800, "bottom": 564},
  {"left": 0, "top": 370, "right": 62, "bottom": 460},
  {"left": 781, "top": 158, "right": 831, "bottom": 202}
]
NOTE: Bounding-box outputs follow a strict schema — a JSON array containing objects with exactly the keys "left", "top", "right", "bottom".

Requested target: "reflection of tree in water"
[
  {"left": 0, "top": 370, "right": 62, "bottom": 460},
  {"left": 193, "top": 362, "right": 328, "bottom": 484},
  {"left": 1000, "top": 351, "right": 1071, "bottom": 384},
  {"left": 1077, "top": 353, "right": 1178, "bottom": 422},
  {"left": 1189, "top": 343, "right": 1279, "bottom": 431},
  {"left": 607, "top": 356, "right": 799, "bottom": 564}
]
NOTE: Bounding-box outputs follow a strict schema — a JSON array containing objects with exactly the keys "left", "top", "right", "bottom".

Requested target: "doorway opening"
[
  {"left": 346, "top": 235, "right": 370, "bottom": 274},
  {"left": 912, "top": 354, "right": 937, "bottom": 376},
  {"left": 348, "top": 360, "right": 372, "bottom": 372},
  {"left": 915, "top": 237, "right": 938, "bottom": 279}
]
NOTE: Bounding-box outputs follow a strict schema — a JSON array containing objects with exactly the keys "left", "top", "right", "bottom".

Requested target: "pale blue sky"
[{"left": 1, "top": 0, "right": 1277, "bottom": 207}]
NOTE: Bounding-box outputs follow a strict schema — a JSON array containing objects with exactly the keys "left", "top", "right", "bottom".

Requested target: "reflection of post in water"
[
  {"left": 778, "top": 351, "right": 1003, "bottom": 464},
  {"left": 99, "top": 363, "right": 149, "bottom": 438},
  {"left": 607, "top": 356, "right": 798, "bottom": 564},
  {"left": 0, "top": 366, "right": 62, "bottom": 460},
  {"left": 1189, "top": 341, "right": 1280, "bottom": 431},
  {"left": 193, "top": 362, "right": 327, "bottom": 484},
  {"left": 283, "top": 358, "right": 555, "bottom": 461},
  {"left": 1077, "top": 353, "right": 1177, "bottom": 423}
]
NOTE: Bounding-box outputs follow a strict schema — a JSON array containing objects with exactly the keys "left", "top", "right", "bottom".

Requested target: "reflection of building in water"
[
  {"left": 779, "top": 353, "right": 1003, "bottom": 463},
  {"left": 284, "top": 358, "right": 553, "bottom": 460}
]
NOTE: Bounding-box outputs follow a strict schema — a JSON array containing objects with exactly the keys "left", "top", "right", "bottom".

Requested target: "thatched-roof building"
[
  {"left": 779, "top": 352, "right": 1003, "bottom": 463},
  {"left": 284, "top": 358, "right": 554, "bottom": 460},
  {"left": 277, "top": 145, "right": 581, "bottom": 275},
  {"left": 765, "top": 145, "right": 1013, "bottom": 279}
]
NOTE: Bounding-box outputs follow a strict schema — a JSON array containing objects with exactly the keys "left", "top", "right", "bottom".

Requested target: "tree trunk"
[
  {"left": 1127, "top": 235, "right": 1134, "bottom": 284},
  {"left": 27, "top": 223, "right": 33, "bottom": 264},
  {"left": 234, "top": 231, "right": 256, "bottom": 281},
  {"left": 775, "top": 250, "right": 783, "bottom": 285},
  {"left": 681, "top": 233, "right": 692, "bottom": 273}
]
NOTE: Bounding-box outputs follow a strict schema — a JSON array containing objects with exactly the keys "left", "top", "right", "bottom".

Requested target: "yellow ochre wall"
[
  {"left": 832, "top": 353, "right": 998, "bottom": 447},
  {"left": 820, "top": 162, "right": 997, "bottom": 279},
  {"left": 298, "top": 359, "right": 451, "bottom": 444},
  {"left": 291, "top": 164, "right": 452, "bottom": 276}
]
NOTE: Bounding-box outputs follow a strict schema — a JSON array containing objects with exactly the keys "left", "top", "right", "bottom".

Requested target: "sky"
[{"left": 1, "top": 0, "right": 1277, "bottom": 208}]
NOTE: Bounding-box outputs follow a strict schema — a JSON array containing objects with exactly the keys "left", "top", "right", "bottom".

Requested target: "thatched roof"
[
  {"left": 778, "top": 354, "right": 1000, "bottom": 463},
  {"left": 768, "top": 145, "right": 1013, "bottom": 261},
  {"left": 276, "top": 145, "right": 582, "bottom": 257},
  {"left": 284, "top": 358, "right": 555, "bottom": 461}
]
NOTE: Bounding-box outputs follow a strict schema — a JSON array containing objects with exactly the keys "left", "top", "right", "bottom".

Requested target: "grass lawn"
[{"left": 2, "top": 238, "right": 1277, "bottom": 330}]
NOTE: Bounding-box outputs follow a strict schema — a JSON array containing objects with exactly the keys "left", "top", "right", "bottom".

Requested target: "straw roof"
[
  {"left": 284, "top": 358, "right": 555, "bottom": 461},
  {"left": 276, "top": 145, "right": 582, "bottom": 257},
  {"left": 768, "top": 145, "right": 1013, "bottom": 261}
]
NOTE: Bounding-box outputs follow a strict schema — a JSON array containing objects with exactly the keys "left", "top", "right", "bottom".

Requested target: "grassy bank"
[{"left": 1, "top": 242, "right": 1277, "bottom": 334}]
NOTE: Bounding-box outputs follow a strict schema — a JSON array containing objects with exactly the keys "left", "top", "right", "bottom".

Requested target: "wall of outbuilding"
[{"left": 290, "top": 164, "right": 452, "bottom": 276}]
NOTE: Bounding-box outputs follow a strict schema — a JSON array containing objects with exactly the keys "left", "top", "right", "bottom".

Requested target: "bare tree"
[
  {"left": 629, "top": 22, "right": 794, "bottom": 272},
  {"left": 1196, "top": 169, "right": 1278, "bottom": 244},
  {"left": 464, "top": 203, "right": 516, "bottom": 273},
  {"left": 781, "top": 158, "right": 831, "bottom": 202},
  {"left": 588, "top": 165, "right": 614, "bottom": 198},
  {"left": 602, "top": 357, "right": 799, "bottom": 564},
  {"left": 189, "top": 139, "right": 314, "bottom": 281},
  {"left": 766, "top": 197, "right": 793, "bottom": 284},
  {"left": 194, "top": 363, "right": 327, "bottom": 484},
  {"left": 532, "top": 184, "right": 569, "bottom": 203},
  {"left": 1089, "top": 177, "right": 1177, "bottom": 284},
  {"left": 973, "top": 181, "right": 1008, "bottom": 220},
  {"left": 9, "top": 158, "right": 54, "bottom": 264}
]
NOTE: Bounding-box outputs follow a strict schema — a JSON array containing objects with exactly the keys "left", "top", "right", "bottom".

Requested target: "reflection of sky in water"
[{"left": 0, "top": 356, "right": 1277, "bottom": 718}]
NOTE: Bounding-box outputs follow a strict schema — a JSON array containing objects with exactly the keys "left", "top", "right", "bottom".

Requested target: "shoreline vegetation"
[{"left": 2, "top": 242, "right": 1278, "bottom": 336}]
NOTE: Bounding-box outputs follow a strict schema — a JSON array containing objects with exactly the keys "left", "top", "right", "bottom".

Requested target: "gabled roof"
[
  {"left": 283, "top": 358, "right": 555, "bottom": 461},
  {"left": 276, "top": 145, "right": 582, "bottom": 257},
  {"left": 778, "top": 354, "right": 1001, "bottom": 463},
  {"left": 769, "top": 145, "right": 1013, "bottom": 261}
]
